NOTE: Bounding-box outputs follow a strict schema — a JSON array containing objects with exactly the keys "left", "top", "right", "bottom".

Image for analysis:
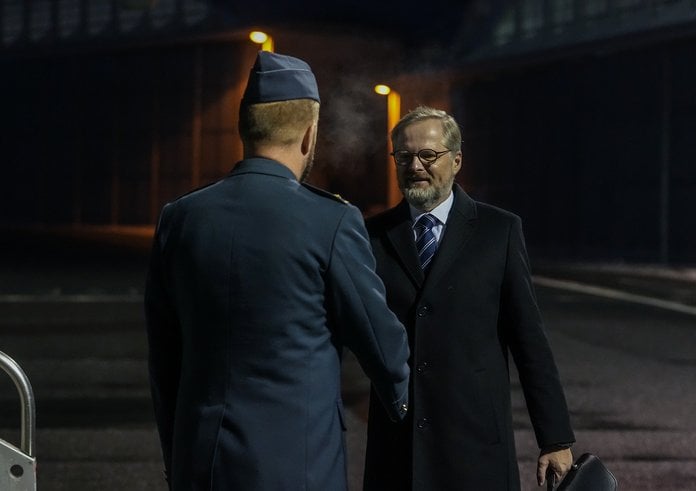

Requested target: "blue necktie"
[{"left": 415, "top": 214, "right": 438, "bottom": 271}]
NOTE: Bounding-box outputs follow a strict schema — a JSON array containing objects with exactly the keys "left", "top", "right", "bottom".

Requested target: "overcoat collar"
[{"left": 385, "top": 184, "right": 478, "bottom": 289}]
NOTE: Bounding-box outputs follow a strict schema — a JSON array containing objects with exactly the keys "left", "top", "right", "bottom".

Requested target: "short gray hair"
[{"left": 391, "top": 106, "right": 462, "bottom": 152}]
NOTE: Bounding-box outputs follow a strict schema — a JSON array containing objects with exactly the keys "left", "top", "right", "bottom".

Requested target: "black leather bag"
[{"left": 549, "top": 453, "right": 618, "bottom": 490}]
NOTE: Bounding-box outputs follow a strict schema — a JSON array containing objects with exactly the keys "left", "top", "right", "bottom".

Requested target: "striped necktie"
[{"left": 415, "top": 214, "right": 438, "bottom": 271}]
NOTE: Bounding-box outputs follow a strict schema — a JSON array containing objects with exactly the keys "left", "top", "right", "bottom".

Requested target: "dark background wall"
[
  {"left": 457, "top": 38, "right": 696, "bottom": 263},
  {"left": 0, "top": 30, "right": 405, "bottom": 226},
  {"left": 2, "top": 0, "right": 696, "bottom": 264},
  {"left": 0, "top": 41, "right": 252, "bottom": 226}
]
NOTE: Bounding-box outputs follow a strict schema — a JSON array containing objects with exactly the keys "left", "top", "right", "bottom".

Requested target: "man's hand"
[{"left": 537, "top": 448, "right": 573, "bottom": 487}]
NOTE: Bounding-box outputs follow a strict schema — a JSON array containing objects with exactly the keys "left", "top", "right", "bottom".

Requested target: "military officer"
[{"left": 145, "top": 51, "right": 410, "bottom": 491}]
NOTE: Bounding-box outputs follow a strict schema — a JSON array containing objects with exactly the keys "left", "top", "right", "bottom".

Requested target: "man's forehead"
[{"left": 397, "top": 120, "right": 444, "bottom": 144}]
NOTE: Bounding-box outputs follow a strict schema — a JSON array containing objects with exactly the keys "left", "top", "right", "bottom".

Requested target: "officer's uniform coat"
[
  {"left": 145, "top": 158, "right": 410, "bottom": 491},
  {"left": 363, "top": 185, "right": 574, "bottom": 491}
]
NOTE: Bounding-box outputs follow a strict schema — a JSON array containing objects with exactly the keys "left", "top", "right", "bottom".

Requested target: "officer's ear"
[{"left": 300, "top": 121, "right": 317, "bottom": 156}]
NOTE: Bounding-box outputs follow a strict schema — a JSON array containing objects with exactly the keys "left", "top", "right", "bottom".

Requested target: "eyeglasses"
[{"left": 391, "top": 148, "right": 452, "bottom": 167}]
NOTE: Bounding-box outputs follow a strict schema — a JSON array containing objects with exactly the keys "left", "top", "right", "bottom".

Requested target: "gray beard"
[{"left": 402, "top": 180, "right": 452, "bottom": 211}]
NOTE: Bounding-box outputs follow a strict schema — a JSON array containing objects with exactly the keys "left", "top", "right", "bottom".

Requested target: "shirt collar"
[{"left": 409, "top": 191, "right": 454, "bottom": 225}]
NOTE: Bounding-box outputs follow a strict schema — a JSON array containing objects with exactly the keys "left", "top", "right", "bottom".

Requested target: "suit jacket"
[
  {"left": 363, "top": 185, "right": 574, "bottom": 491},
  {"left": 145, "top": 158, "right": 410, "bottom": 491}
]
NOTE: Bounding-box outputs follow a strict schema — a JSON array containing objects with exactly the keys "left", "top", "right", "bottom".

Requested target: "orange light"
[
  {"left": 249, "top": 31, "right": 274, "bottom": 52},
  {"left": 249, "top": 31, "right": 268, "bottom": 44},
  {"left": 375, "top": 85, "right": 402, "bottom": 207},
  {"left": 374, "top": 84, "right": 391, "bottom": 96}
]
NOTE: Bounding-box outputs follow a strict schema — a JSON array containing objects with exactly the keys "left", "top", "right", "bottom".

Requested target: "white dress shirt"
[{"left": 409, "top": 191, "right": 454, "bottom": 243}]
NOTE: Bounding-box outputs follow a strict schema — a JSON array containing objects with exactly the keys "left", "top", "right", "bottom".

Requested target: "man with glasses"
[{"left": 363, "top": 106, "right": 575, "bottom": 491}]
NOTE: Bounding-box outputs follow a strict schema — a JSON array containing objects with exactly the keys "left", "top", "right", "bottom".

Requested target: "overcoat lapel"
[
  {"left": 424, "top": 185, "right": 478, "bottom": 289},
  {"left": 385, "top": 201, "right": 425, "bottom": 288},
  {"left": 383, "top": 187, "right": 477, "bottom": 289}
]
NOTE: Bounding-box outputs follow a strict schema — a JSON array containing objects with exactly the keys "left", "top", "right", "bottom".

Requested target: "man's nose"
[{"left": 406, "top": 155, "right": 425, "bottom": 170}]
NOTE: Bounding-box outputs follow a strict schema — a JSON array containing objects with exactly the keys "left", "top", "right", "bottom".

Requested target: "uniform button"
[
  {"left": 401, "top": 403, "right": 408, "bottom": 413},
  {"left": 416, "top": 417, "right": 429, "bottom": 429},
  {"left": 417, "top": 306, "right": 430, "bottom": 317},
  {"left": 416, "top": 361, "right": 429, "bottom": 373}
]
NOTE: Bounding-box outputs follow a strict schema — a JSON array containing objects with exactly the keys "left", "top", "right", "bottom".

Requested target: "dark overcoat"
[
  {"left": 145, "top": 158, "right": 410, "bottom": 491},
  {"left": 364, "top": 185, "right": 574, "bottom": 491}
]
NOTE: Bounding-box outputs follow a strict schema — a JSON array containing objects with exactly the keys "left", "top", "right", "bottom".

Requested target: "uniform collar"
[{"left": 231, "top": 158, "right": 297, "bottom": 181}]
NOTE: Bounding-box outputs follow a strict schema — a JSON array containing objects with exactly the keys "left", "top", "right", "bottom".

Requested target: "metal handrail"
[{"left": 0, "top": 350, "right": 36, "bottom": 457}]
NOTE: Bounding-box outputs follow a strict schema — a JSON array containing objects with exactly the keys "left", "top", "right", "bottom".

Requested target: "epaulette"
[
  {"left": 302, "top": 183, "right": 349, "bottom": 204},
  {"left": 173, "top": 180, "right": 219, "bottom": 201}
]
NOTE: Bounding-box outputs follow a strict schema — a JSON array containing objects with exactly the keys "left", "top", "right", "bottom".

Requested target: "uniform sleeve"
[
  {"left": 327, "top": 206, "right": 410, "bottom": 422},
  {"left": 501, "top": 216, "right": 575, "bottom": 448},
  {"left": 144, "top": 206, "right": 182, "bottom": 477}
]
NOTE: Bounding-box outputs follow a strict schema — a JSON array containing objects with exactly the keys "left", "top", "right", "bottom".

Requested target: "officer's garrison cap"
[{"left": 242, "top": 51, "right": 320, "bottom": 105}]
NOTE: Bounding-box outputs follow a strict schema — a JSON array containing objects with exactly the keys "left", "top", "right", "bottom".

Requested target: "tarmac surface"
[{"left": 1, "top": 226, "right": 695, "bottom": 490}]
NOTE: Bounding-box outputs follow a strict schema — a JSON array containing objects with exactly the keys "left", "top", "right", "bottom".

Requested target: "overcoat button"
[
  {"left": 416, "top": 361, "right": 429, "bottom": 373},
  {"left": 416, "top": 417, "right": 429, "bottom": 429}
]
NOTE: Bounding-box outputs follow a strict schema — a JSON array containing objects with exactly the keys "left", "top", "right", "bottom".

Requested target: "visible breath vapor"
[{"left": 318, "top": 77, "right": 385, "bottom": 175}]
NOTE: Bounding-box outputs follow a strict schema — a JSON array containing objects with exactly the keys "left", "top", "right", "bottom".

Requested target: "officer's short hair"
[{"left": 239, "top": 99, "right": 320, "bottom": 148}]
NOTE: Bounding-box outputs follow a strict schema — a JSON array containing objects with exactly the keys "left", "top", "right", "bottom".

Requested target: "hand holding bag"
[{"left": 548, "top": 453, "right": 618, "bottom": 490}]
